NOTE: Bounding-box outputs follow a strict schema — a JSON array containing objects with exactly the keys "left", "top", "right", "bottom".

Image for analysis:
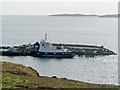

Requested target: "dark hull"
[{"left": 30, "top": 51, "right": 75, "bottom": 58}]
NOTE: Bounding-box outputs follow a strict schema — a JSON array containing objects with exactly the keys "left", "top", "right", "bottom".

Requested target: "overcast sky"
[{"left": 1, "top": 1, "right": 118, "bottom": 15}]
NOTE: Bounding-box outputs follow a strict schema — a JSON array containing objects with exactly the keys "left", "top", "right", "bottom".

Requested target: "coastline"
[{"left": 1, "top": 61, "right": 119, "bottom": 89}]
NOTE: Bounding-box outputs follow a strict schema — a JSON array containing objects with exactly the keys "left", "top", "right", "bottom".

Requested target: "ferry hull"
[{"left": 30, "top": 51, "right": 75, "bottom": 58}]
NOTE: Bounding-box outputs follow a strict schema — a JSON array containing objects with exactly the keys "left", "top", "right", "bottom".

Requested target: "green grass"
[{"left": 1, "top": 61, "right": 120, "bottom": 89}]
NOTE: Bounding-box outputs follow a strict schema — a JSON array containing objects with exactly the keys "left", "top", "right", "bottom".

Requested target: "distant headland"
[
  {"left": 99, "top": 14, "right": 119, "bottom": 17},
  {"left": 49, "top": 14, "right": 119, "bottom": 17}
]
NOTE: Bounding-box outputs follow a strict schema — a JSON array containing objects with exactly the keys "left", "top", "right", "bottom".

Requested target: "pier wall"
[{"left": 0, "top": 43, "right": 117, "bottom": 57}]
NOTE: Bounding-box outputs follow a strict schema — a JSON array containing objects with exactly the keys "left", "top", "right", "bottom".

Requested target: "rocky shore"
[{"left": 1, "top": 61, "right": 119, "bottom": 89}]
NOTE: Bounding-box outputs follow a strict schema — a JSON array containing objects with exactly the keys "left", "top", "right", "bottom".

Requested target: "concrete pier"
[{"left": 0, "top": 43, "right": 117, "bottom": 57}]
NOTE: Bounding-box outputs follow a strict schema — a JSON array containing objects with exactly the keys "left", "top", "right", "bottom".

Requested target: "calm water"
[{"left": 1, "top": 15, "right": 118, "bottom": 85}]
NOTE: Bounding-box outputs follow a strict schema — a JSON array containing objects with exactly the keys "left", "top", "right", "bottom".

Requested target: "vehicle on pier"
[{"left": 30, "top": 34, "right": 75, "bottom": 58}]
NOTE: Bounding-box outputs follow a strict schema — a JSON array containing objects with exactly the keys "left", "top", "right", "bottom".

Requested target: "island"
[
  {"left": 49, "top": 14, "right": 119, "bottom": 17},
  {"left": 49, "top": 14, "right": 98, "bottom": 17},
  {"left": 2, "top": 61, "right": 119, "bottom": 89}
]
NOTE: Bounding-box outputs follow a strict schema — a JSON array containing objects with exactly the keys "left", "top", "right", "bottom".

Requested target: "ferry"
[{"left": 30, "top": 34, "right": 75, "bottom": 58}]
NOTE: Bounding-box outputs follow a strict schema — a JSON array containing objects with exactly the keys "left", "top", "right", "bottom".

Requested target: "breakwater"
[
  {"left": 0, "top": 43, "right": 117, "bottom": 57},
  {"left": 52, "top": 43, "right": 117, "bottom": 57}
]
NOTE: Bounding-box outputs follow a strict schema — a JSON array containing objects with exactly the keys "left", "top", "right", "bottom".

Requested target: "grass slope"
[{"left": 2, "top": 61, "right": 119, "bottom": 89}]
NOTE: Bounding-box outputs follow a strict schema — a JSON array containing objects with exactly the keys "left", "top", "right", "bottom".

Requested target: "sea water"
[{"left": 1, "top": 15, "right": 118, "bottom": 85}]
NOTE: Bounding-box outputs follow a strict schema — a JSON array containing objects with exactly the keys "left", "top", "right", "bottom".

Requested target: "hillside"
[{"left": 2, "top": 61, "right": 119, "bottom": 89}]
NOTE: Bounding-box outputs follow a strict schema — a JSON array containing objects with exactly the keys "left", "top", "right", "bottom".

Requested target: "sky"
[{"left": 0, "top": 0, "right": 119, "bottom": 15}]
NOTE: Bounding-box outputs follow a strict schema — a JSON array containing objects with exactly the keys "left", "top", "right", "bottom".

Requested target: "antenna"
[{"left": 45, "top": 33, "right": 47, "bottom": 41}]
